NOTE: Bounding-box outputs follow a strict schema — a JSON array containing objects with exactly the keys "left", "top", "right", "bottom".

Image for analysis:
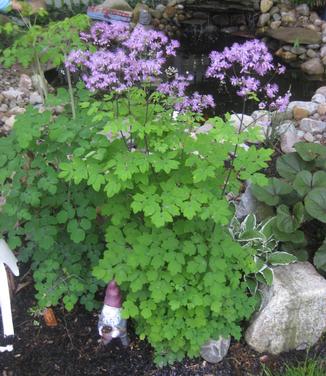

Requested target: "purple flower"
[
  {"left": 175, "top": 93, "right": 215, "bottom": 113},
  {"left": 206, "top": 39, "right": 291, "bottom": 114}
]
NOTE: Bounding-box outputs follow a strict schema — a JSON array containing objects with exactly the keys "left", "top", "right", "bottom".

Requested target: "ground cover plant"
[
  {"left": 251, "top": 142, "right": 326, "bottom": 273},
  {"left": 0, "top": 20, "right": 298, "bottom": 365}
]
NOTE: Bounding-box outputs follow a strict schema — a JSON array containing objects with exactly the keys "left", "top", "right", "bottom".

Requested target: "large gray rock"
[
  {"left": 200, "top": 336, "right": 231, "bottom": 363},
  {"left": 245, "top": 262, "right": 326, "bottom": 354}
]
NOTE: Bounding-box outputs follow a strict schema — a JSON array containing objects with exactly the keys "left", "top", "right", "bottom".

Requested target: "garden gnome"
[
  {"left": 98, "top": 280, "right": 129, "bottom": 347},
  {"left": 0, "top": 239, "right": 19, "bottom": 352}
]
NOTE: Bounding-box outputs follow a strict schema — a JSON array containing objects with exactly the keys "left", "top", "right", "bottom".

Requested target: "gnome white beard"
[{"left": 99, "top": 305, "right": 122, "bottom": 338}]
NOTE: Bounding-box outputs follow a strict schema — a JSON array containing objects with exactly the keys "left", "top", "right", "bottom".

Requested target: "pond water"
[{"left": 173, "top": 34, "right": 326, "bottom": 116}]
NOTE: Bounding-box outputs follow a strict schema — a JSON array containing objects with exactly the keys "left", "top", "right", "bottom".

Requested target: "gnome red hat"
[{"left": 104, "top": 280, "right": 122, "bottom": 308}]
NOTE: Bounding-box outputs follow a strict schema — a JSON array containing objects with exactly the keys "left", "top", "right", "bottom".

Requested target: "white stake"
[{"left": 0, "top": 239, "right": 19, "bottom": 352}]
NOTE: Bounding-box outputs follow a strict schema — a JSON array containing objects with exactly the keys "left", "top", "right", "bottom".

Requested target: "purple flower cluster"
[
  {"left": 66, "top": 23, "right": 214, "bottom": 113},
  {"left": 206, "top": 39, "right": 291, "bottom": 112}
]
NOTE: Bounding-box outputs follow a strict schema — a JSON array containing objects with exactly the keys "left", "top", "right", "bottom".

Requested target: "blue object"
[{"left": 0, "top": 0, "right": 11, "bottom": 12}]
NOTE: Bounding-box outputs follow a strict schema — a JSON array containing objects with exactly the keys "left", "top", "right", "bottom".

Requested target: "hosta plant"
[
  {"left": 229, "top": 214, "right": 297, "bottom": 295},
  {"left": 251, "top": 142, "right": 326, "bottom": 272}
]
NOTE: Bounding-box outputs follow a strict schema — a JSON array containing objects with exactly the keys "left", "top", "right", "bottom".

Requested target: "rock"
[
  {"left": 306, "top": 49, "right": 317, "bottom": 58},
  {"left": 279, "top": 121, "right": 300, "bottom": 153},
  {"left": 266, "top": 27, "right": 321, "bottom": 44},
  {"left": 269, "top": 6, "right": 279, "bottom": 15},
  {"left": 301, "top": 58, "right": 324, "bottom": 75},
  {"left": 29, "top": 92, "right": 43, "bottom": 105},
  {"left": 101, "top": 0, "right": 132, "bottom": 10},
  {"left": 229, "top": 114, "right": 254, "bottom": 132},
  {"left": 318, "top": 103, "right": 326, "bottom": 115},
  {"left": 260, "top": 0, "right": 273, "bottom": 13},
  {"left": 270, "top": 20, "right": 281, "bottom": 29},
  {"left": 307, "top": 44, "right": 320, "bottom": 49},
  {"left": 310, "top": 11, "right": 320, "bottom": 23},
  {"left": 155, "top": 4, "right": 165, "bottom": 12},
  {"left": 132, "top": 3, "right": 150, "bottom": 23},
  {"left": 9, "top": 106, "right": 25, "bottom": 115},
  {"left": 300, "top": 118, "right": 326, "bottom": 133},
  {"left": 18, "top": 74, "right": 32, "bottom": 92},
  {"left": 245, "top": 262, "right": 326, "bottom": 354},
  {"left": 275, "top": 48, "right": 297, "bottom": 61},
  {"left": 195, "top": 122, "right": 213, "bottom": 135},
  {"left": 139, "top": 9, "right": 152, "bottom": 25},
  {"left": 151, "top": 9, "right": 162, "bottom": 19},
  {"left": 293, "top": 106, "right": 310, "bottom": 120},
  {"left": 258, "top": 13, "right": 270, "bottom": 27},
  {"left": 312, "top": 93, "right": 326, "bottom": 104},
  {"left": 281, "top": 10, "right": 296, "bottom": 24},
  {"left": 200, "top": 337, "right": 231, "bottom": 363},
  {"left": 304, "top": 132, "right": 314, "bottom": 142},
  {"left": 2, "top": 88, "right": 24, "bottom": 100},
  {"left": 316, "top": 86, "right": 326, "bottom": 97},
  {"left": 321, "top": 46, "right": 326, "bottom": 58},
  {"left": 296, "top": 3, "right": 309, "bottom": 16},
  {"left": 236, "top": 182, "right": 274, "bottom": 220},
  {"left": 0, "top": 103, "right": 8, "bottom": 112},
  {"left": 164, "top": 5, "right": 177, "bottom": 17},
  {"left": 305, "top": 24, "right": 318, "bottom": 32},
  {"left": 272, "top": 13, "right": 281, "bottom": 21},
  {"left": 291, "top": 46, "right": 306, "bottom": 55},
  {"left": 4, "top": 115, "right": 15, "bottom": 131}
]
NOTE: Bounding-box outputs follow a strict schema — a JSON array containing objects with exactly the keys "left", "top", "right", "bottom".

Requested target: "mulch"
[{"left": 0, "top": 275, "right": 325, "bottom": 376}]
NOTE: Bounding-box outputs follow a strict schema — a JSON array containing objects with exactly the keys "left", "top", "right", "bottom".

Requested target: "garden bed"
[{"left": 0, "top": 279, "right": 325, "bottom": 376}]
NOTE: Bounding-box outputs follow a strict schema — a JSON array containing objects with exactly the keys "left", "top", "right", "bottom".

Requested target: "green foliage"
[
  {"left": 0, "top": 82, "right": 273, "bottom": 364},
  {"left": 229, "top": 214, "right": 297, "bottom": 295},
  {"left": 1, "top": 14, "right": 90, "bottom": 69},
  {"left": 252, "top": 142, "right": 326, "bottom": 272},
  {"left": 0, "top": 87, "right": 105, "bottom": 312},
  {"left": 62, "top": 86, "right": 271, "bottom": 364}
]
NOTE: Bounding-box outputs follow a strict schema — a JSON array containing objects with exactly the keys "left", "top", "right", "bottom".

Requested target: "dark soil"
[{"left": 0, "top": 276, "right": 325, "bottom": 376}]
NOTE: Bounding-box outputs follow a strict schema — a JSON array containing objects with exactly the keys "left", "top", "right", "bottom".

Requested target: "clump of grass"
[{"left": 263, "top": 358, "right": 325, "bottom": 376}]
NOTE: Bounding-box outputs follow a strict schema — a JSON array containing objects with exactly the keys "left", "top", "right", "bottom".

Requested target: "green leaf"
[
  {"left": 293, "top": 170, "right": 326, "bottom": 196},
  {"left": 276, "top": 153, "right": 309, "bottom": 180},
  {"left": 268, "top": 252, "right": 297, "bottom": 266},
  {"left": 276, "top": 203, "right": 304, "bottom": 233},
  {"left": 305, "top": 188, "right": 326, "bottom": 223},
  {"left": 314, "top": 242, "right": 326, "bottom": 271},
  {"left": 251, "top": 178, "right": 292, "bottom": 206},
  {"left": 294, "top": 142, "right": 326, "bottom": 161},
  {"left": 293, "top": 170, "right": 312, "bottom": 196},
  {"left": 261, "top": 267, "right": 273, "bottom": 286}
]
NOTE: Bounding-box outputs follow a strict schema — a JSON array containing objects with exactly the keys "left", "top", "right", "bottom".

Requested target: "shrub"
[{"left": 0, "top": 24, "right": 275, "bottom": 364}]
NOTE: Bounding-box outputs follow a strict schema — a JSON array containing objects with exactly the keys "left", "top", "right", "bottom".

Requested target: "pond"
[{"left": 172, "top": 34, "right": 326, "bottom": 116}]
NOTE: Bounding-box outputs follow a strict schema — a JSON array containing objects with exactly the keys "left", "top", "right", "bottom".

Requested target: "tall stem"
[
  {"left": 221, "top": 99, "right": 247, "bottom": 197},
  {"left": 64, "top": 56, "right": 76, "bottom": 120}
]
